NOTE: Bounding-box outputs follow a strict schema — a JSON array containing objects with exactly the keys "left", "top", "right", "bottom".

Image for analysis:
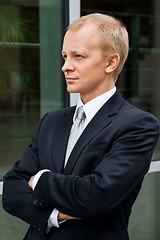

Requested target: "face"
[{"left": 62, "top": 24, "right": 114, "bottom": 103}]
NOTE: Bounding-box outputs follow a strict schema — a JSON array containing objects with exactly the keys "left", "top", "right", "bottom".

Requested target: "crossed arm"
[
  {"left": 2, "top": 112, "right": 160, "bottom": 235},
  {"left": 28, "top": 175, "right": 79, "bottom": 222}
]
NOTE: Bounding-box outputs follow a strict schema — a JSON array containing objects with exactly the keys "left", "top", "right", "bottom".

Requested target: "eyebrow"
[{"left": 61, "top": 50, "right": 85, "bottom": 55}]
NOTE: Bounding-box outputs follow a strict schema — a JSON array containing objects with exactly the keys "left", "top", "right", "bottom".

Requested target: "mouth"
[{"left": 66, "top": 77, "right": 78, "bottom": 82}]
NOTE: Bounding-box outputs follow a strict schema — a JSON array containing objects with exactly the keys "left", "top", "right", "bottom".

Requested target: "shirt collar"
[{"left": 73, "top": 87, "right": 116, "bottom": 124}]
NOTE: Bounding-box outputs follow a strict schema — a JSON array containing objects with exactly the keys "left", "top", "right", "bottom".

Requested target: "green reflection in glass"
[
  {"left": 0, "top": 196, "right": 28, "bottom": 240},
  {"left": 129, "top": 171, "right": 160, "bottom": 240}
]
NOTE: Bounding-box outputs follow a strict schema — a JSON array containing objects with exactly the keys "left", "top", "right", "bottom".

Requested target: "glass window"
[
  {"left": 0, "top": 0, "right": 67, "bottom": 180},
  {"left": 0, "top": 1, "right": 40, "bottom": 181},
  {"left": 129, "top": 171, "right": 160, "bottom": 240}
]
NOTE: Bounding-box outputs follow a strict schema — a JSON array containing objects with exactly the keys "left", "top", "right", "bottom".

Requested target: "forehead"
[{"left": 62, "top": 24, "right": 99, "bottom": 52}]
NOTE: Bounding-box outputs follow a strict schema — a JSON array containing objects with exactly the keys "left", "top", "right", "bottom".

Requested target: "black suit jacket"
[{"left": 2, "top": 91, "right": 160, "bottom": 240}]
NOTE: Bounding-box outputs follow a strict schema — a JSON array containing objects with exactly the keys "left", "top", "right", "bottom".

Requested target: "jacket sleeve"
[
  {"left": 2, "top": 113, "right": 53, "bottom": 236},
  {"left": 31, "top": 112, "right": 160, "bottom": 219}
]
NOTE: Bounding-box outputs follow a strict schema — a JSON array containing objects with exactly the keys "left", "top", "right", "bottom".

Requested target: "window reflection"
[{"left": 0, "top": 1, "right": 40, "bottom": 179}]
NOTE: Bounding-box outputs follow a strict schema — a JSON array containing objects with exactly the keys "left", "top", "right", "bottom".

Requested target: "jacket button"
[{"left": 33, "top": 199, "right": 38, "bottom": 205}]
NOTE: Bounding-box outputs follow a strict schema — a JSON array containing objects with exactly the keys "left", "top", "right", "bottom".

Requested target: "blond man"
[{"left": 3, "top": 13, "right": 159, "bottom": 240}]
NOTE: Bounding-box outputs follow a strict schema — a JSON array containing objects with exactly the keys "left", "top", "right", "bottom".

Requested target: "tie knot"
[{"left": 76, "top": 106, "right": 85, "bottom": 121}]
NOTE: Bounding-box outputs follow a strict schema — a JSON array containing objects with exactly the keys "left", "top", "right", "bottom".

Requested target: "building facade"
[{"left": 0, "top": 0, "right": 160, "bottom": 239}]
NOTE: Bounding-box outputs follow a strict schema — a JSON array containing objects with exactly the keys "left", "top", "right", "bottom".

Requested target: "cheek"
[
  {"left": 78, "top": 60, "right": 105, "bottom": 79},
  {"left": 91, "top": 60, "right": 105, "bottom": 72},
  {"left": 87, "top": 65, "right": 106, "bottom": 80}
]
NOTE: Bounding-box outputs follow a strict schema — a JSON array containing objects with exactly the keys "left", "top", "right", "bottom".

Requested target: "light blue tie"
[{"left": 64, "top": 106, "right": 86, "bottom": 166}]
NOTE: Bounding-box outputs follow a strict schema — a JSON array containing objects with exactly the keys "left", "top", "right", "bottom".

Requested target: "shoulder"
[
  {"left": 41, "top": 106, "right": 75, "bottom": 121},
  {"left": 118, "top": 99, "right": 160, "bottom": 133},
  {"left": 122, "top": 99, "right": 158, "bottom": 120},
  {"left": 34, "top": 106, "right": 75, "bottom": 133}
]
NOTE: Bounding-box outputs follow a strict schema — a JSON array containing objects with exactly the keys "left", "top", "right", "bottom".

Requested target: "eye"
[{"left": 75, "top": 54, "right": 83, "bottom": 59}]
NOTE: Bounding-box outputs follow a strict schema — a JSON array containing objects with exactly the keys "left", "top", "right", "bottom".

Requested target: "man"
[{"left": 2, "top": 13, "right": 160, "bottom": 240}]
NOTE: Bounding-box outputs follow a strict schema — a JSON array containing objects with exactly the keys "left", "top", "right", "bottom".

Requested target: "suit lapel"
[
  {"left": 63, "top": 90, "right": 124, "bottom": 175},
  {"left": 52, "top": 107, "right": 75, "bottom": 173}
]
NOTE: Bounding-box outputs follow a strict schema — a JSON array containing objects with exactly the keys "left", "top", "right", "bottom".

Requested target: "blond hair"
[{"left": 68, "top": 13, "right": 129, "bottom": 78}]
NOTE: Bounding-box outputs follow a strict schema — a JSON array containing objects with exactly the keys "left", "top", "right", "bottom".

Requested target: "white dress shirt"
[{"left": 31, "top": 87, "right": 116, "bottom": 230}]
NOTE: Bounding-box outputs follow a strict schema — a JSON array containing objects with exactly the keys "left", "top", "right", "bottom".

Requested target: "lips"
[
  {"left": 66, "top": 77, "right": 78, "bottom": 83},
  {"left": 66, "top": 77, "right": 77, "bottom": 80}
]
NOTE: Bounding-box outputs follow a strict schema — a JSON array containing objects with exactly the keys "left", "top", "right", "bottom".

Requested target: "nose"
[{"left": 62, "top": 58, "right": 74, "bottom": 72}]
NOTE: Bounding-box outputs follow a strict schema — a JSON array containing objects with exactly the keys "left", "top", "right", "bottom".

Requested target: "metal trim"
[
  {"left": 0, "top": 181, "right": 3, "bottom": 195},
  {"left": 69, "top": 0, "right": 81, "bottom": 106}
]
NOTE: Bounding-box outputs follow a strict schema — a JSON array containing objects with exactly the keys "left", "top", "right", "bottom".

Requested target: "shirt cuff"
[
  {"left": 47, "top": 209, "right": 68, "bottom": 232},
  {"left": 31, "top": 169, "right": 50, "bottom": 190},
  {"left": 47, "top": 208, "right": 60, "bottom": 229}
]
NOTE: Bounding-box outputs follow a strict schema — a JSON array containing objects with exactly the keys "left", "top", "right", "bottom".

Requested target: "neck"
[{"left": 81, "top": 86, "right": 115, "bottom": 104}]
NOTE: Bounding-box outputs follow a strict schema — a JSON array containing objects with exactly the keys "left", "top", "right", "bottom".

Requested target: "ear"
[{"left": 105, "top": 54, "right": 120, "bottom": 74}]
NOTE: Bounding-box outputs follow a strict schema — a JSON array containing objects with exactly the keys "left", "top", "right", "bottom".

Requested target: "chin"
[{"left": 67, "top": 87, "right": 80, "bottom": 93}]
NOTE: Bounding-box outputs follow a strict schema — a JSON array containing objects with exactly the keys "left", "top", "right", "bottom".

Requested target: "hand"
[
  {"left": 28, "top": 175, "right": 36, "bottom": 188},
  {"left": 58, "top": 212, "right": 81, "bottom": 221}
]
